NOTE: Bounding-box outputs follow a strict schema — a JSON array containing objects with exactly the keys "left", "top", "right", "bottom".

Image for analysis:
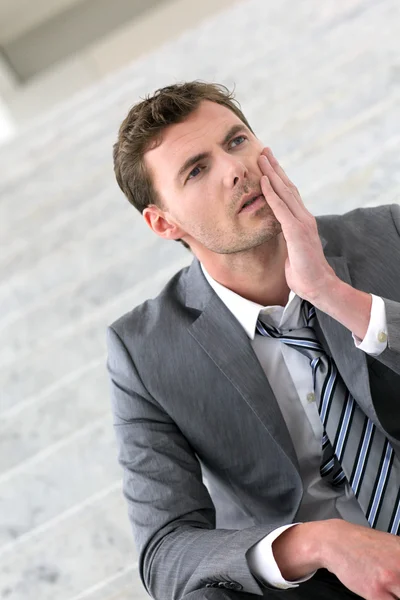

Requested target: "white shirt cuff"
[
  {"left": 352, "top": 294, "right": 388, "bottom": 356},
  {"left": 247, "top": 524, "right": 317, "bottom": 589}
]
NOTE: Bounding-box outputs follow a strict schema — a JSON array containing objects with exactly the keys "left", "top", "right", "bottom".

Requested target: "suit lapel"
[{"left": 185, "top": 260, "right": 299, "bottom": 470}]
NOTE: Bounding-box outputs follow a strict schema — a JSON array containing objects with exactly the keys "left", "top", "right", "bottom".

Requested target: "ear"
[{"left": 143, "top": 205, "right": 186, "bottom": 242}]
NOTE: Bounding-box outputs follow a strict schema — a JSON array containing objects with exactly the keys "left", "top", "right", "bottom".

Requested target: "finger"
[
  {"left": 260, "top": 175, "right": 296, "bottom": 226},
  {"left": 261, "top": 148, "right": 306, "bottom": 207},
  {"left": 261, "top": 147, "right": 293, "bottom": 189},
  {"left": 390, "top": 585, "right": 400, "bottom": 599},
  {"left": 259, "top": 155, "right": 304, "bottom": 221}
]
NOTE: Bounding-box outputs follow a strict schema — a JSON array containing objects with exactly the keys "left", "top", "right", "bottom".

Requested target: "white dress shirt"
[{"left": 200, "top": 262, "right": 388, "bottom": 589}]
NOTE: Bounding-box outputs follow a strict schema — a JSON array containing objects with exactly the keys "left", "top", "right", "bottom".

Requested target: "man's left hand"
[{"left": 258, "top": 147, "right": 338, "bottom": 302}]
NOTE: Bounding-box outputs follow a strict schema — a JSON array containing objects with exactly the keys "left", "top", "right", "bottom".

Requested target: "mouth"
[{"left": 238, "top": 194, "right": 265, "bottom": 213}]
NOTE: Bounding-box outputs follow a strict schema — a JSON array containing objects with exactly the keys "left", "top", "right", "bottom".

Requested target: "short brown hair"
[{"left": 112, "top": 80, "right": 255, "bottom": 250}]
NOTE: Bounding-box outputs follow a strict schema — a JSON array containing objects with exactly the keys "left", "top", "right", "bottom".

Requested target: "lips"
[{"left": 239, "top": 193, "right": 262, "bottom": 212}]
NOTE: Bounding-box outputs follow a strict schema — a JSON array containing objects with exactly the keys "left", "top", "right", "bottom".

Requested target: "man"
[{"left": 106, "top": 81, "right": 400, "bottom": 600}]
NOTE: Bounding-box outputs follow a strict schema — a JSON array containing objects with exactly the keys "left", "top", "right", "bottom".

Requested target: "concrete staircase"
[{"left": 1, "top": 0, "right": 399, "bottom": 598}]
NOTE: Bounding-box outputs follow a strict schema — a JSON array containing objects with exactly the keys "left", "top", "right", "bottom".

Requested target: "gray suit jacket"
[{"left": 106, "top": 203, "right": 400, "bottom": 600}]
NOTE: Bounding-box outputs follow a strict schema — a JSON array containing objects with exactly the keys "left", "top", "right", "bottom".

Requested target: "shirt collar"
[{"left": 200, "top": 262, "right": 297, "bottom": 340}]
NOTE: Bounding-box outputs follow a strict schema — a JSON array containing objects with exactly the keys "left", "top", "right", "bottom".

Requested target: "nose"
[{"left": 221, "top": 153, "right": 249, "bottom": 190}]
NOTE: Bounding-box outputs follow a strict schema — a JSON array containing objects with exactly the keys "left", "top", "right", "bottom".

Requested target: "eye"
[
  {"left": 230, "top": 134, "right": 248, "bottom": 148},
  {"left": 187, "top": 165, "right": 204, "bottom": 181}
]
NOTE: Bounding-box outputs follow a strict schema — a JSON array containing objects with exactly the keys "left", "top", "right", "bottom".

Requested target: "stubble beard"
[
  {"left": 221, "top": 218, "right": 282, "bottom": 255},
  {"left": 193, "top": 211, "right": 282, "bottom": 255}
]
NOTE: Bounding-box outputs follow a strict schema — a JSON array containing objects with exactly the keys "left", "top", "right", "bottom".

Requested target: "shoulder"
[
  {"left": 107, "top": 261, "right": 193, "bottom": 345},
  {"left": 316, "top": 203, "right": 400, "bottom": 255}
]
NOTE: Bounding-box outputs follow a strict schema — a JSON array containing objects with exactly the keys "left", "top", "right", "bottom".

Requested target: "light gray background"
[{"left": 0, "top": 0, "right": 399, "bottom": 598}]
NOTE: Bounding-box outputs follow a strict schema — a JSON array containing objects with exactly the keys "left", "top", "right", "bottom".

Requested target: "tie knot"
[
  {"left": 255, "top": 300, "right": 325, "bottom": 360},
  {"left": 256, "top": 319, "right": 315, "bottom": 340},
  {"left": 256, "top": 299, "right": 316, "bottom": 337}
]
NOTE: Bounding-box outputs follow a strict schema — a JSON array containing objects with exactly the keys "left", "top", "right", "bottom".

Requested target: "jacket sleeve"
[
  {"left": 378, "top": 296, "right": 400, "bottom": 374},
  {"left": 376, "top": 204, "right": 400, "bottom": 375},
  {"left": 106, "top": 325, "right": 278, "bottom": 600}
]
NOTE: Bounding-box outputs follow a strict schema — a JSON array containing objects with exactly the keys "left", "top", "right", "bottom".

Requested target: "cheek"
[
  {"left": 251, "top": 140, "right": 264, "bottom": 161},
  {"left": 195, "top": 186, "right": 220, "bottom": 220}
]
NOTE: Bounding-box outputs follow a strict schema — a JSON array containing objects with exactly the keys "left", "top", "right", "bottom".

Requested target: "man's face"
[{"left": 143, "top": 100, "right": 282, "bottom": 256}]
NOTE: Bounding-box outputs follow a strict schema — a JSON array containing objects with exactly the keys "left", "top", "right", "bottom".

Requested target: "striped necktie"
[{"left": 256, "top": 299, "right": 400, "bottom": 534}]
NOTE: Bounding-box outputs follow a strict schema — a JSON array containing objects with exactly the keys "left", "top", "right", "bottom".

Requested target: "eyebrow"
[{"left": 176, "top": 123, "right": 249, "bottom": 182}]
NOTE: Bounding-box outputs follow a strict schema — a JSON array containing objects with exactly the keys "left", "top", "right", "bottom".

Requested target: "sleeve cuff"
[
  {"left": 353, "top": 294, "right": 388, "bottom": 356},
  {"left": 247, "top": 524, "right": 317, "bottom": 590}
]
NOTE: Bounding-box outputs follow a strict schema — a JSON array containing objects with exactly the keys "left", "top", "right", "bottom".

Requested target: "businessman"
[{"left": 107, "top": 81, "right": 400, "bottom": 600}]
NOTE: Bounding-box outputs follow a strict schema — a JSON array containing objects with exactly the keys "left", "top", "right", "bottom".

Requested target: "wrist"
[
  {"left": 272, "top": 521, "right": 326, "bottom": 580},
  {"left": 309, "top": 278, "right": 372, "bottom": 341},
  {"left": 308, "top": 274, "right": 343, "bottom": 308},
  {"left": 305, "top": 270, "right": 339, "bottom": 306},
  {"left": 317, "top": 518, "right": 349, "bottom": 572}
]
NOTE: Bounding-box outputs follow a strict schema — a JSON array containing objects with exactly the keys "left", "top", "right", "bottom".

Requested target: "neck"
[{"left": 199, "top": 232, "right": 291, "bottom": 307}]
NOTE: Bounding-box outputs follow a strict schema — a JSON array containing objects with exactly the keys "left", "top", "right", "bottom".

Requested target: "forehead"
[{"left": 144, "top": 100, "right": 246, "bottom": 183}]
